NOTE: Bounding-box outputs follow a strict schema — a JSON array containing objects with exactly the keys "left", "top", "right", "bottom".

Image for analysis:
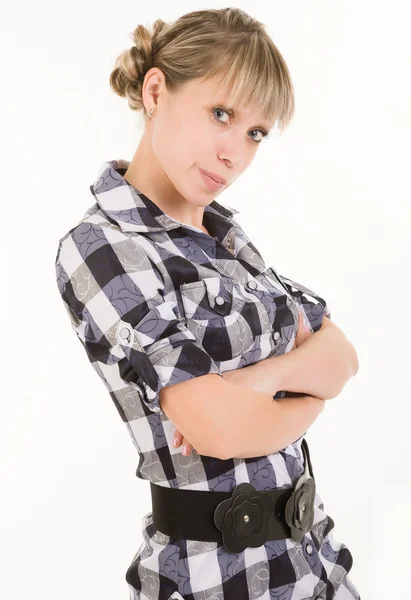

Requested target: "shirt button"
[
  {"left": 215, "top": 295, "right": 225, "bottom": 306},
  {"left": 306, "top": 544, "right": 313, "bottom": 555},
  {"left": 119, "top": 327, "right": 131, "bottom": 341},
  {"left": 247, "top": 280, "right": 257, "bottom": 290},
  {"left": 272, "top": 330, "right": 281, "bottom": 341}
]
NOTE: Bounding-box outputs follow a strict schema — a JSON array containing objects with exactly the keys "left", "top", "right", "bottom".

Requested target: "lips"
[{"left": 199, "top": 168, "right": 227, "bottom": 185}]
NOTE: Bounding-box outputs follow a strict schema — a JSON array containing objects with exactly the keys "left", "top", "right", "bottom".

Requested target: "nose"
[{"left": 218, "top": 132, "right": 245, "bottom": 169}]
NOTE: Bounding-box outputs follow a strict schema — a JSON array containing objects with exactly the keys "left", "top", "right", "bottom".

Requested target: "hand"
[
  {"left": 172, "top": 429, "right": 197, "bottom": 456},
  {"left": 294, "top": 305, "right": 312, "bottom": 349}
]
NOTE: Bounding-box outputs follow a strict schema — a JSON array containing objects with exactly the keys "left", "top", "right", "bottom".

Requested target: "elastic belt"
[{"left": 150, "top": 438, "right": 317, "bottom": 553}]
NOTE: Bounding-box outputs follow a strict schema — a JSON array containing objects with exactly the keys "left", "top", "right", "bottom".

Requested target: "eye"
[{"left": 212, "top": 106, "right": 270, "bottom": 144}]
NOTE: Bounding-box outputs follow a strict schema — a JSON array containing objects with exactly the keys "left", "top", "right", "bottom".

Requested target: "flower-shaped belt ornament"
[
  {"left": 213, "top": 444, "right": 316, "bottom": 551},
  {"left": 284, "top": 471, "right": 316, "bottom": 543},
  {"left": 213, "top": 482, "right": 275, "bottom": 553}
]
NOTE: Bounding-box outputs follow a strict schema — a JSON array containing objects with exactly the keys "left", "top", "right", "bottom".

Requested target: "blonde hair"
[{"left": 109, "top": 7, "right": 295, "bottom": 131}]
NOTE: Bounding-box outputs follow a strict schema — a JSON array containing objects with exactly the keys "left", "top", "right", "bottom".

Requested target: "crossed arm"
[
  {"left": 223, "top": 315, "right": 359, "bottom": 401},
  {"left": 173, "top": 314, "right": 359, "bottom": 455}
]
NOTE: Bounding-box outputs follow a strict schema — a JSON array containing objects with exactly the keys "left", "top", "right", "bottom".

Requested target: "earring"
[{"left": 147, "top": 108, "right": 154, "bottom": 120}]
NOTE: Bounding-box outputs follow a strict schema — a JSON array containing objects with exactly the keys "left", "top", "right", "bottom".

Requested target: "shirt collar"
[{"left": 89, "top": 159, "right": 239, "bottom": 234}]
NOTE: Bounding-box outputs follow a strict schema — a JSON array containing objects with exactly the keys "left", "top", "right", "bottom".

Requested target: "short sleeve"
[
  {"left": 277, "top": 274, "right": 331, "bottom": 333},
  {"left": 55, "top": 223, "right": 222, "bottom": 415}
]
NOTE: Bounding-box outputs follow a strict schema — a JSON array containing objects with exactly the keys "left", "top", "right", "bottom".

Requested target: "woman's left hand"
[{"left": 294, "top": 305, "right": 312, "bottom": 348}]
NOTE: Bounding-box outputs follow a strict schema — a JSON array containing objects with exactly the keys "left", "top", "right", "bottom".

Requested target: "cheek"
[{"left": 152, "top": 120, "right": 183, "bottom": 168}]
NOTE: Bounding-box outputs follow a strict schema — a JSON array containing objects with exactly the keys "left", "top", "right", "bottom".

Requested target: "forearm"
[
  {"left": 276, "top": 327, "right": 358, "bottom": 399},
  {"left": 227, "top": 392, "right": 325, "bottom": 459},
  {"left": 239, "top": 327, "right": 358, "bottom": 400}
]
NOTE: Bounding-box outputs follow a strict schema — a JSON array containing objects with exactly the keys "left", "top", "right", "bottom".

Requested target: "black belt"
[{"left": 150, "top": 438, "right": 317, "bottom": 553}]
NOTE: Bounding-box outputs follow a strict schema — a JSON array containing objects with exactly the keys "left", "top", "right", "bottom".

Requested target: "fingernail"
[
  {"left": 173, "top": 438, "right": 179, "bottom": 447},
  {"left": 182, "top": 444, "right": 188, "bottom": 455}
]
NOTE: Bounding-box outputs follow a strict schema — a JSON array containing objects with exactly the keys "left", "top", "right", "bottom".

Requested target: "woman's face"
[{"left": 145, "top": 68, "right": 273, "bottom": 210}]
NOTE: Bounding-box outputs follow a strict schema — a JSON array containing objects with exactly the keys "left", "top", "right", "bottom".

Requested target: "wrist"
[{"left": 260, "top": 352, "right": 291, "bottom": 393}]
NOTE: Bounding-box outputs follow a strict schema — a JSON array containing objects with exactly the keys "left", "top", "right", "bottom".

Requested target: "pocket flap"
[
  {"left": 203, "top": 276, "right": 239, "bottom": 314},
  {"left": 180, "top": 276, "right": 241, "bottom": 319}
]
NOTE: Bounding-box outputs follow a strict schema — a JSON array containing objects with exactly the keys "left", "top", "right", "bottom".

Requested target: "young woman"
[{"left": 55, "top": 8, "right": 361, "bottom": 600}]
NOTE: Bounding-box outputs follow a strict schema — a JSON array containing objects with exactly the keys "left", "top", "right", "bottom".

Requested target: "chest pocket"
[{"left": 179, "top": 276, "right": 262, "bottom": 362}]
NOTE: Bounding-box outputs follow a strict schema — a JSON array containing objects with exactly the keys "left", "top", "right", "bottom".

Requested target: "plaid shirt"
[{"left": 55, "top": 159, "right": 360, "bottom": 600}]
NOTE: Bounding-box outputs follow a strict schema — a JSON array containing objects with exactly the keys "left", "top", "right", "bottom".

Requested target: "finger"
[
  {"left": 298, "top": 306, "right": 305, "bottom": 329},
  {"left": 294, "top": 310, "right": 305, "bottom": 347},
  {"left": 181, "top": 437, "right": 194, "bottom": 456},
  {"left": 173, "top": 429, "right": 183, "bottom": 448},
  {"left": 299, "top": 307, "right": 310, "bottom": 332}
]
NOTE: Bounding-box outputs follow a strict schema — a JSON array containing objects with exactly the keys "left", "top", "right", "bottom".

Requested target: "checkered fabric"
[{"left": 55, "top": 159, "right": 360, "bottom": 600}]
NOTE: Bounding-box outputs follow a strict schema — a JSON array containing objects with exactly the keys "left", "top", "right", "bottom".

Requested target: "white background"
[{"left": 1, "top": 1, "right": 410, "bottom": 598}]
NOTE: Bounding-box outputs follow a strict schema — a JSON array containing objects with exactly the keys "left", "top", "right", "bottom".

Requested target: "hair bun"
[{"left": 109, "top": 24, "right": 154, "bottom": 111}]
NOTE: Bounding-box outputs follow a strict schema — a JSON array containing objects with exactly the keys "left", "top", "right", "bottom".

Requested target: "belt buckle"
[{"left": 213, "top": 473, "right": 316, "bottom": 553}]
